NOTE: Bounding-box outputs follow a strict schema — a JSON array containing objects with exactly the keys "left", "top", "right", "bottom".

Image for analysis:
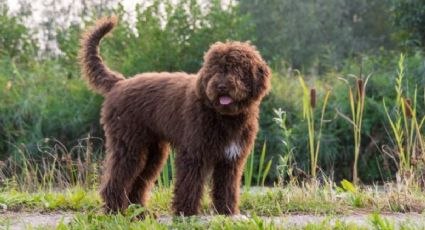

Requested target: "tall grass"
[
  {"left": 0, "top": 137, "right": 102, "bottom": 191},
  {"left": 155, "top": 143, "right": 273, "bottom": 190},
  {"left": 349, "top": 76, "right": 369, "bottom": 185},
  {"left": 337, "top": 71, "right": 370, "bottom": 184},
  {"left": 256, "top": 143, "right": 273, "bottom": 186},
  {"left": 157, "top": 151, "right": 175, "bottom": 188},
  {"left": 383, "top": 54, "right": 425, "bottom": 185},
  {"left": 244, "top": 148, "right": 255, "bottom": 190},
  {"left": 299, "top": 77, "right": 331, "bottom": 179},
  {"left": 1, "top": 139, "right": 273, "bottom": 192},
  {"left": 244, "top": 142, "right": 273, "bottom": 190}
]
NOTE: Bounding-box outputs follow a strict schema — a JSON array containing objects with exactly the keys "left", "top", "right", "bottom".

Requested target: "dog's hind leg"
[
  {"left": 99, "top": 134, "right": 149, "bottom": 214},
  {"left": 128, "top": 141, "right": 170, "bottom": 206}
]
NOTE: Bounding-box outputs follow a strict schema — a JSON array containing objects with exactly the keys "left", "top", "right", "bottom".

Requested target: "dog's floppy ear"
[
  {"left": 196, "top": 42, "right": 224, "bottom": 99},
  {"left": 252, "top": 61, "right": 272, "bottom": 100}
]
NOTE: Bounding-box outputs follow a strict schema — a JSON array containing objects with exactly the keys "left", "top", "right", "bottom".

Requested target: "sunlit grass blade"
[
  {"left": 261, "top": 158, "right": 273, "bottom": 187},
  {"left": 314, "top": 90, "right": 331, "bottom": 172},
  {"left": 256, "top": 142, "right": 267, "bottom": 186},
  {"left": 244, "top": 146, "right": 255, "bottom": 190}
]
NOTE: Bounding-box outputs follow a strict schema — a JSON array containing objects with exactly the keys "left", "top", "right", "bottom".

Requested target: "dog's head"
[{"left": 196, "top": 42, "right": 271, "bottom": 115}]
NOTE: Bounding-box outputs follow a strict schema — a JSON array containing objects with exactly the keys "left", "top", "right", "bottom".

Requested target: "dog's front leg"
[
  {"left": 211, "top": 159, "right": 244, "bottom": 215},
  {"left": 172, "top": 154, "right": 208, "bottom": 216}
]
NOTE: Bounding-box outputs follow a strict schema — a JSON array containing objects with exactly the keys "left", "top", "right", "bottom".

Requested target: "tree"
[
  {"left": 394, "top": 0, "right": 425, "bottom": 50},
  {"left": 239, "top": 0, "right": 395, "bottom": 71},
  {"left": 0, "top": 2, "right": 37, "bottom": 61}
]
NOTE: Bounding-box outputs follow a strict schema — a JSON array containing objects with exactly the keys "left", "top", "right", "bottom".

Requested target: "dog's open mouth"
[{"left": 219, "top": 96, "right": 233, "bottom": 105}]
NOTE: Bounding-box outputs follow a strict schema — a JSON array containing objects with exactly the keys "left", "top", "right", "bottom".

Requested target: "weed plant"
[
  {"left": 244, "top": 142, "right": 273, "bottom": 190},
  {"left": 337, "top": 71, "right": 370, "bottom": 185},
  {"left": 299, "top": 77, "right": 331, "bottom": 180},
  {"left": 383, "top": 54, "right": 425, "bottom": 186}
]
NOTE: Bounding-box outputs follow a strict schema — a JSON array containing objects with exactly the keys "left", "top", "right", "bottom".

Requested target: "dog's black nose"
[{"left": 217, "top": 83, "right": 228, "bottom": 92}]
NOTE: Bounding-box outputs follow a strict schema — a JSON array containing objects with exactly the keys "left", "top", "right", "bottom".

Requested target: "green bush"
[
  {"left": 0, "top": 58, "right": 103, "bottom": 159},
  {"left": 0, "top": 3, "right": 37, "bottom": 62},
  {"left": 239, "top": 0, "right": 395, "bottom": 71}
]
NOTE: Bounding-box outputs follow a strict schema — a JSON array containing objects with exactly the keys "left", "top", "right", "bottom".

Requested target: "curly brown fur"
[
  {"left": 79, "top": 16, "right": 271, "bottom": 216},
  {"left": 79, "top": 16, "right": 124, "bottom": 95}
]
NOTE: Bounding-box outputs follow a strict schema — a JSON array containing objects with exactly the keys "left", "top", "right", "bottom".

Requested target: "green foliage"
[
  {"left": 273, "top": 109, "right": 296, "bottom": 184},
  {"left": 257, "top": 143, "right": 273, "bottom": 186},
  {"left": 240, "top": 0, "right": 395, "bottom": 71},
  {"left": 269, "top": 52, "right": 425, "bottom": 183},
  {"left": 0, "top": 187, "right": 101, "bottom": 211},
  {"left": 157, "top": 151, "right": 175, "bottom": 188},
  {"left": 244, "top": 142, "right": 273, "bottom": 189},
  {"left": 3, "top": 182, "right": 425, "bottom": 221},
  {"left": 0, "top": 3, "right": 37, "bottom": 61},
  {"left": 394, "top": 0, "right": 425, "bottom": 50},
  {"left": 244, "top": 147, "right": 255, "bottom": 190},
  {"left": 62, "top": 211, "right": 278, "bottom": 230},
  {"left": 57, "top": 0, "right": 254, "bottom": 77},
  {"left": 340, "top": 179, "right": 356, "bottom": 193},
  {"left": 337, "top": 74, "right": 370, "bottom": 184},
  {"left": 66, "top": 210, "right": 166, "bottom": 230},
  {"left": 302, "top": 218, "right": 367, "bottom": 230},
  {"left": 383, "top": 54, "right": 425, "bottom": 185},
  {"left": 369, "top": 213, "right": 395, "bottom": 230},
  {"left": 337, "top": 179, "right": 371, "bottom": 208},
  {"left": 0, "top": 59, "right": 103, "bottom": 160}
]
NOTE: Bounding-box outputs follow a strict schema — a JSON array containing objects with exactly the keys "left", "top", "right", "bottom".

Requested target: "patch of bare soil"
[{"left": 1, "top": 211, "right": 74, "bottom": 230}]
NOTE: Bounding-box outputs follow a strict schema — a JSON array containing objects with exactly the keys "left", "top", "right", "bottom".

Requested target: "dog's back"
[{"left": 101, "top": 72, "right": 197, "bottom": 141}]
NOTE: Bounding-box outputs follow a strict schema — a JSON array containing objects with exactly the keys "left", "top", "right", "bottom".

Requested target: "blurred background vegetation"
[{"left": 0, "top": 0, "right": 424, "bottom": 185}]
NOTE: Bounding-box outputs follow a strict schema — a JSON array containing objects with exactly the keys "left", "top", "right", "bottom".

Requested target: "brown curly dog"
[{"left": 79, "top": 16, "right": 271, "bottom": 216}]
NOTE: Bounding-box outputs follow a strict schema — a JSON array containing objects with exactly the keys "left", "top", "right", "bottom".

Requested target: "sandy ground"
[
  {"left": 1, "top": 212, "right": 74, "bottom": 230},
  {"left": 2, "top": 212, "right": 425, "bottom": 229}
]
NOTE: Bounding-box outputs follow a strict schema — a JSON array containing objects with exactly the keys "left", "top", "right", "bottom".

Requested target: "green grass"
[
  {"left": 44, "top": 213, "right": 278, "bottom": 230},
  {"left": 244, "top": 142, "right": 273, "bottom": 191},
  {"left": 2, "top": 183, "right": 425, "bottom": 229},
  {"left": 1, "top": 186, "right": 337, "bottom": 215},
  {"left": 2, "top": 182, "right": 425, "bottom": 215},
  {"left": 0, "top": 187, "right": 101, "bottom": 211},
  {"left": 2, "top": 210, "right": 425, "bottom": 230}
]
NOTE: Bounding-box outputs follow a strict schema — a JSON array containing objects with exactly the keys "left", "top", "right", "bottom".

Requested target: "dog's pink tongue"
[{"left": 219, "top": 96, "right": 233, "bottom": 105}]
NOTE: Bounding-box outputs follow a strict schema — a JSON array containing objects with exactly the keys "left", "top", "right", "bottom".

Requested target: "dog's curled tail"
[{"left": 79, "top": 16, "right": 124, "bottom": 95}]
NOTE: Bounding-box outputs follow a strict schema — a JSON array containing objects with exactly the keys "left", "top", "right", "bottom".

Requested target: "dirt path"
[
  {"left": 1, "top": 212, "right": 74, "bottom": 230},
  {"left": 2, "top": 212, "right": 425, "bottom": 229}
]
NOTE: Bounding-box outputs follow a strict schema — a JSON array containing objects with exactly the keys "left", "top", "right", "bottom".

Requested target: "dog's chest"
[{"left": 224, "top": 141, "right": 242, "bottom": 160}]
